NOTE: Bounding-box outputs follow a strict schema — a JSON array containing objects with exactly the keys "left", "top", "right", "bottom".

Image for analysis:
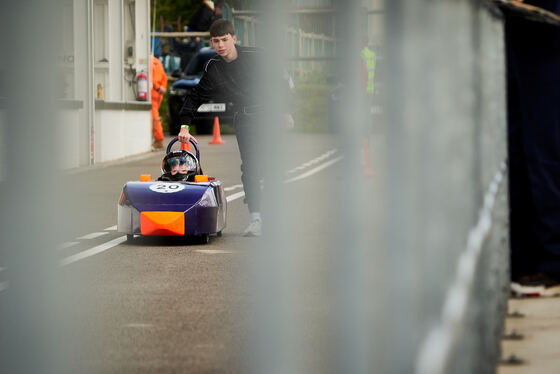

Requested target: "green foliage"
[
  {"left": 151, "top": 0, "right": 199, "bottom": 31},
  {"left": 294, "top": 74, "right": 331, "bottom": 133},
  {"left": 151, "top": 0, "right": 248, "bottom": 31},
  {"left": 160, "top": 89, "right": 170, "bottom": 134}
]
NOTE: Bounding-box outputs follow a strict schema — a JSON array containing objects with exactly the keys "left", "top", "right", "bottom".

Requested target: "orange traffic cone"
[
  {"left": 209, "top": 116, "right": 225, "bottom": 145},
  {"left": 180, "top": 140, "right": 191, "bottom": 152}
]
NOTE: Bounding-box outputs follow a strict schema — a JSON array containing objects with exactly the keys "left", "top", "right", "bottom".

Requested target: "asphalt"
[
  {"left": 9, "top": 131, "right": 555, "bottom": 373},
  {"left": 497, "top": 296, "right": 560, "bottom": 374},
  {"left": 53, "top": 132, "right": 349, "bottom": 373}
]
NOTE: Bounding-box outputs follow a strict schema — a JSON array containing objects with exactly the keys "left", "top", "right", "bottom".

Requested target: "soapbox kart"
[{"left": 117, "top": 137, "right": 227, "bottom": 244}]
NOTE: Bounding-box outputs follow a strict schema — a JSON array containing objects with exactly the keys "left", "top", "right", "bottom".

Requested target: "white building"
[{"left": 58, "top": 0, "right": 152, "bottom": 168}]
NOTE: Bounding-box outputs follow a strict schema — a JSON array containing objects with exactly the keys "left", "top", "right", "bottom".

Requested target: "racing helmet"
[{"left": 161, "top": 150, "right": 200, "bottom": 176}]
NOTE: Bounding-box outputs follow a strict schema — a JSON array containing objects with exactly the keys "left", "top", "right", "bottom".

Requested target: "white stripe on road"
[
  {"left": 124, "top": 323, "right": 154, "bottom": 329},
  {"left": 224, "top": 184, "right": 243, "bottom": 192},
  {"left": 60, "top": 236, "right": 127, "bottom": 266},
  {"left": 226, "top": 191, "right": 246, "bottom": 202},
  {"left": 224, "top": 153, "right": 343, "bottom": 203},
  {"left": 286, "top": 149, "right": 338, "bottom": 174},
  {"left": 104, "top": 225, "right": 118, "bottom": 231},
  {"left": 77, "top": 232, "right": 110, "bottom": 240},
  {"left": 284, "top": 156, "right": 344, "bottom": 183},
  {"left": 58, "top": 241, "right": 79, "bottom": 250},
  {"left": 195, "top": 249, "right": 234, "bottom": 254}
]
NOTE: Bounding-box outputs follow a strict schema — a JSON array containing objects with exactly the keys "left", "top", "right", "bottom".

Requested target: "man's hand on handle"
[{"left": 178, "top": 125, "right": 198, "bottom": 145}]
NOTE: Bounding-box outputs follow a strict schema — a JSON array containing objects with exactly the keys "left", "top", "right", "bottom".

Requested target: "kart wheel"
[
  {"left": 217, "top": 231, "right": 222, "bottom": 237},
  {"left": 199, "top": 234, "right": 210, "bottom": 244},
  {"left": 126, "top": 234, "right": 134, "bottom": 242}
]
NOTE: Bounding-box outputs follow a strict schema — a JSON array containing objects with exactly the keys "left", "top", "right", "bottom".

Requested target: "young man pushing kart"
[{"left": 178, "top": 19, "right": 294, "bottom": 237}]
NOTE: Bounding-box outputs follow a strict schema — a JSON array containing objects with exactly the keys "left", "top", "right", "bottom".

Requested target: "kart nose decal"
[
  {"left": 141, "top": 211, "right": 185, "bottom": 236},
  {"left": 149, "top": 183, "right": 186, "bottom": 193}
]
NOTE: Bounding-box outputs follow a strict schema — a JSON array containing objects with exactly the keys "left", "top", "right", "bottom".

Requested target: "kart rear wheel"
[
  {"left": 217, "top": 231, "right": 222, "bottom": 237},
  {"left": 198, "top": 234, "right": 210, "bottom": 244}
]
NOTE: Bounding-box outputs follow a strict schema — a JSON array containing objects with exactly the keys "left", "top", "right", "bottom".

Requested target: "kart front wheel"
[
  {"left": 126, "top": 234, "right": 134, "bottom": 242},
  {"left": 198, "top": 234, "right": 210, "bottom": 244}
]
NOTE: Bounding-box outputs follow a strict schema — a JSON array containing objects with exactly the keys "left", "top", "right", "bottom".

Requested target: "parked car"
[{"left": 167, "top": 48, "right": 234, "bottom": 134}]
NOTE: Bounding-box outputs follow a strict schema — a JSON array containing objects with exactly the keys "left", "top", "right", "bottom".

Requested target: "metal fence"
[
  {"left": 233, "top": 12, "right": 336, "bottom": 76},
  {"left": 1, "top": 1, "right": 511, "bottom": 373},
  {"left": 247, "top": 1, "right": 510, "bottom": 373}
]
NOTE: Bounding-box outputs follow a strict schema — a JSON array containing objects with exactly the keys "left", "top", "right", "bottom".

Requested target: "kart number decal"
[{"left": 149, "top": 183, "right": 186, "bottom": 194}]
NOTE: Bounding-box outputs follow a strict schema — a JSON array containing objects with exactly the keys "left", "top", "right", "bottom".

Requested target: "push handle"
[{"left": 166, "top": 137, "right": 200, "bottom": 161}]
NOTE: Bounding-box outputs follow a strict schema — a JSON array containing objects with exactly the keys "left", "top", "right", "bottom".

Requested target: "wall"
[
  {"left": 63, "top": 0, "right": 152, "bottom": 168},
  {"left": 94, "top": 102, "right": 151, "bottom": 163},
  {"left": 57, "top": 103, "right": 84, "bottom": 170}
]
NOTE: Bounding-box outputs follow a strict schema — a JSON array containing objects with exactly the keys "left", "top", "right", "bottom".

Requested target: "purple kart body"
[{"left": 117, "top": 138, "right": 227, "bottom": 243}]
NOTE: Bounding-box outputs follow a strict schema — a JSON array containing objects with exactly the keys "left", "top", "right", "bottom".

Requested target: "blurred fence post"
[
  {"left": 0, "top": 1, "right": 84, "bottom": 374},
  {"left": 382, "top": 1, "right": 509, "bottom": 373}
]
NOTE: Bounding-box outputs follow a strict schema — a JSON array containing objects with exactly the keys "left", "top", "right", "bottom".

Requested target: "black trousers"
[
  {"left": 506, "top": 8, "right": 560, "bottom": 279},
  {"left": 234, "top": 112, "right": 265, "bottom": 213}
]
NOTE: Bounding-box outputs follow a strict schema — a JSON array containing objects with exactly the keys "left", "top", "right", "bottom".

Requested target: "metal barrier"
[
  {"left": 152, "top": 3, "right": 509, "bottom": 373},
  {"left": 247, "top": 1, "right": 509, "bottom": 373},
  {"left": 285, "top": 28, "right": 336, "bottom": 75},
  {"left": 232, "top": 13, "right": 335, "bottom": 75},
  {"left": 379, "top": 2, "right": 510, "bottom": 372}
]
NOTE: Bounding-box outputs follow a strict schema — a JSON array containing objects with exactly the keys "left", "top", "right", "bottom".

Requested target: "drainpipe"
[
  {"left": 121, "top": 0, "right": 125, "bottom": 101},
  {"left": 87, "top": 0, "right": 95, "bottom": 165}
]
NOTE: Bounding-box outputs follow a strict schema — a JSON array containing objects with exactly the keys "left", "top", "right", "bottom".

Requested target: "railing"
[
  {"left": 151, "top": 17, "right": 336, "bottom": 76},
  {"left": 232, "top": 15, "right": 336, "bottom": 76}
]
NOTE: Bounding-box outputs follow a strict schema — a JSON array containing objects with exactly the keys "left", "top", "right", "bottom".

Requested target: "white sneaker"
[{"left": 243, "top": 219, "right": 262, "bottom": 237}]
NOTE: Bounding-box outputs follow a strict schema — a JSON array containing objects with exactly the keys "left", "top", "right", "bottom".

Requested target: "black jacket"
[{"left": 179, "top": 46, "right": 294, "bottom": 126}]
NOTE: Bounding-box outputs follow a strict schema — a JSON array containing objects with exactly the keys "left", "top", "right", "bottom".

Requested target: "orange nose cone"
[
  {"left": 140, "top": 174, "right": 151, "bottom": 182},
  {"left": 141, "top": 211, "right": 185, "bottom": 236}
]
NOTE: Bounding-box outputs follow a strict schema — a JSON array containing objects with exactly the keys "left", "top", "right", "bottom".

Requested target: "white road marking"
[
  {"left": 195, "top": 249, "right": 234, "bottom": 254},
  {"left": 58, "top": 241, "right": 79, "bottom": 250},
  {"left": 124, "top": 323, "right": 154, "bottom": 328},
  {"left": 104, "top": 225, "right": 117, "bottom": 231},
  {"left": 60, "top": 236, "right": 127, "bottom": 266},
  {"left": 224, "top": 152, "right": 343, "bottom": 203},
  {"left": 224, "top": 184, "right": 243, "bottom": 192},
  {"left": 284, "top": 156, "right": 343, "bottom": 183},
  {"left": 77, "top": 232, "right": 109, "bottom": 240},
  {"left": 286, "top": 149, "right": 338, "bottom": 174},
  {"left": 226, "top": 191, "right": 246, "bottom": 202}
]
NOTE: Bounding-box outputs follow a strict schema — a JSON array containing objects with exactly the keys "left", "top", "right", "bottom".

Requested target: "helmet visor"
[{"left": 167, "top": 155, "right": 197, "bottom": 173}]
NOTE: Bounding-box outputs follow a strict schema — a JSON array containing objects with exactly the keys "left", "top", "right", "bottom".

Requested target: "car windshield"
[{"left": 184, "top": 51, "right": 214, "bottom": 76}]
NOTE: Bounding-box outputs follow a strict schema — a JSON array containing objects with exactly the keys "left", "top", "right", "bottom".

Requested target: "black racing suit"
[{"left": 179, "top": 46, "right": 293, "bottom": 213}]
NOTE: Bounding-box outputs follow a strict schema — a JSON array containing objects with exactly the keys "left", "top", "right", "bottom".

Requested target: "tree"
[
  {"left": 151, "top": 0, "right": 199, "bottom": 31},
  {"left": 151, "top": 0, "right": 249, "bottom": 31}
]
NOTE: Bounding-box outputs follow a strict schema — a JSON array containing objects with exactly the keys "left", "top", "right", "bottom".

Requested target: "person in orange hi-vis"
[{"left": 151, "top": 56, "right": 168, "bottom": 149}]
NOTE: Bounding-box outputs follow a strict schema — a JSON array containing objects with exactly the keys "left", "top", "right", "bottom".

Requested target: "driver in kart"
[{"left": 158, "top": 150, "right": 197, "bottom": 182}]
